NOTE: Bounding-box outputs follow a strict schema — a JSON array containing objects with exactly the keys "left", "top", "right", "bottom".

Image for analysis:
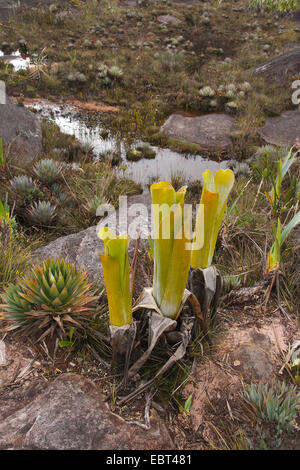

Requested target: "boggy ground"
[
  {"left": 0, "top": 0, "right": 299, "bottom": 158},
  {"left": 0, "top": 0, "right": 299, "bottom": 451}
]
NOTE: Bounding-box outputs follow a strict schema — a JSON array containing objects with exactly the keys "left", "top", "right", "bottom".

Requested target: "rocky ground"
[{"left": 0, "top": 0, "right": 299, "bottom": 451}]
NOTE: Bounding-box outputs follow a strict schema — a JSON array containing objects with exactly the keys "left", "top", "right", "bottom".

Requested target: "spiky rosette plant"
[
  {"left": 27, "top": 201, "right": 57, "bottom": 226},
  {"left": 0, "top": 258, "right": 97, "bottom": 342},
  {"left": 33, "top": 159, "right": 63, "bottom": 184},
  {"left": 10, "top": 175, "right": 37, "bottom": 196},
  {"left": 108, "top": 66, "right": 123, "bottom": 79}
]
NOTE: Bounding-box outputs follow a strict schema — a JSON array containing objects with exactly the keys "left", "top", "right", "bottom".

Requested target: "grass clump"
[{"left": 249, "top": 0, "right": 300, "bottom": 11}]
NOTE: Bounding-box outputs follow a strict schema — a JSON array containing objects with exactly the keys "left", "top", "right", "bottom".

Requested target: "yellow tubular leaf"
[
  {"left": 100, "top": 254, "right": 132, "bottom": 327},
  {"left": 150, "top": 181, "right": 176, "bottom": 206},
  {"left": 105, "top": 236, "right": 129, "bottom": 292},
  {"left": 175, "top": 186, "right": 187, "bottom": 205},
  {"left": 202, "top": 169, "right": 215, "bottom": 192},
  {"left": 208, "top": 169, "right": 235, "bottom": 265},
  {"left": 191, "top": 169, "right": 235, "bottom": 269},
  {"left": 98, "top": 227, "right": 117, "bottom": 255},
  {"left": 151, "top": 181, "right": 192, "bottom": 317},
  {"left": 191, "top": 189, "right": 219, "bottom": 269},
  {"left": 151, "top": 182, "right": 176, "bottom": 307},
  {"left": 160, "top": 206, "right": 192, "bottom": 318}
]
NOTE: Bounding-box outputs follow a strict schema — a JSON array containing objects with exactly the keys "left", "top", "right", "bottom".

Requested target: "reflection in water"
[
  {"left": 0, "top": 50, "right": 33, "bottom": 71},
  {"left": 27, "top": 102, "right": 229, "bottom": 189}
]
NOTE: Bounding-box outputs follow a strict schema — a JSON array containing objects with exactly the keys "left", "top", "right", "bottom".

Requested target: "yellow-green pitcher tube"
[
  {"left": 98, "top": 227, "right": 132, "bottom": 327},
  {"left": 150, "top": 181, "right": 191, "bottom": 319},
  {"left": 191, "top": 169, "right": 235, "bottom": 269}
]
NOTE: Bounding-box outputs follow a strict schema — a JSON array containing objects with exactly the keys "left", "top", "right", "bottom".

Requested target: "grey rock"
[
  {"left": 259, "top": 110, "right": 300, "bottom": 147},
  {"left": 251, "top": 49, "right": 300, "bottom": 82},
  {"left": 289, "top": 9, "right": 300, "bottom": 21},
  {"left": 157, "top": 15, "right": 182, "bottom": 25},
  {"left": 232, "top": 330, "right": 274, "bottom": 381},
  {"left": 32, "top": 194, "right": 152, "bottom": 285},
  {"left": 0, "top": 95, "right": 42, "bottom": 166},
  {"left": 161, "top": 114, "right": 236, "bottom": 153},
  {"left": 0, "top": 374, "right": 175, "bottom": 450},
  {"left": 0, "top": 341, "right": 5, "bottom": 366}
]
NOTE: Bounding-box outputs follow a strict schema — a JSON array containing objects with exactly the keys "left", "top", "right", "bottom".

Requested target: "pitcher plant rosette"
[{"left": 98, "top": 181, "right": 212, "bottom": 402}]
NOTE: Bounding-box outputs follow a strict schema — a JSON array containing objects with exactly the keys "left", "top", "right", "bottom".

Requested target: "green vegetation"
[
  {"left": 249, "top": 0, "right": 300, "bottom": 11},
  {"left": 245, "top": 381, "right": 300, "bottom": 430},
  {"left": 1, "top": 258, "right": 97, "bottom": 341},
  {"left": 0, "top": 0, "right": 299, "bottom": 451},
  {"left": 244, "top": 381, "right": 300, "bottom": 449}
]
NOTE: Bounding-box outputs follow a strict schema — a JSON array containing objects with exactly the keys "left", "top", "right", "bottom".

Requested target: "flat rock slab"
[
  {"left": 251, "top": 49, "right": 300, "bottom": 82},
  {"left": 288, "top": 9, "right": 300, "bottom": 21},
  {"left": 161, "top": 114, "right": 236, "bottom": 153},
  {"left": 157, "top": 15, "right": 182, "bottom": 25},
  {"left": 259, "top": 110, "right": 300, "bottom": 147},
  {"left": 0, "top": 95, "right": 42, "bottom": 165},
  {"left": 231, "top": 330, "right": 274, "bottom": 381},
  {"left": 33, "top": 194, "right": 152, "bottom": 287},
  {"left": 0, "top": 373, "right": 175, "bottom": 450}
]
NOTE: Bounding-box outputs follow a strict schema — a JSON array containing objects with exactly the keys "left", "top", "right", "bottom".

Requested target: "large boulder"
[
  {"left": 161, "top": 114, "right": 236, "bottom": 153},
  {"left": 33, "top": 194, "right": 152, "bottom": 286},
  {"left": 0, "top": 373, "right": 175, "bottom": 450},
  {"left": 258, "top": 109, "right": 300, "bottom": 147},
  {"left": 0, "top": 95, "right": 42, "bottom": 165},
  {"left": 251, "top": 49, "right": 300, "bottom": 82}
]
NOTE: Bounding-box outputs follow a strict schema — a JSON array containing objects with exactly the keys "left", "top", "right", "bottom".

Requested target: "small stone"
[
  {"left": 157, "top": 15, "right": 181, "bottom": 25},
  {"left": 0, "top": 341, "right": 6, "bottom": 366}
]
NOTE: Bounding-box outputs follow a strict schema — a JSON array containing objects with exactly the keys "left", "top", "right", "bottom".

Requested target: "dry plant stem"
[
  {"left": 186, "top": 293, "right": 211, "bottom": 345},
  {"left": 126, "top": 389, "right": 155, "bottom": 430},
  {"left": 118, "top": 316, "right": 193, "bottom": 405},
  {"left": 263, "top": 270, "right": 289, "bottom": 319},
  {"left": 124, "top": 321, "right": 137, "bottom": 385},
  {"left": 263, "top": 269, "right": 278, "bottom": 311},
  {"left": 251, "top": 176, "right": 264, "bottom": 212},
  {"left": 86, "top": 343, "right": 111, "bottom": 368},
  {"left": 276, "top": 273, "right": 289, "bottom": 319}
]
